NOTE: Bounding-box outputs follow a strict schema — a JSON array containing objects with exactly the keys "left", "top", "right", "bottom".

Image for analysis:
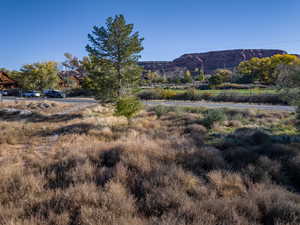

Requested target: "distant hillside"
[{"left": 139, "top": 49, "right": 288, "bottom": 77}]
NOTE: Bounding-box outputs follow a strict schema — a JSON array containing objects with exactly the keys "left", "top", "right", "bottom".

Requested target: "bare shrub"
[{"left": 207, "top": 171, "right": 247, "bottom": 198}]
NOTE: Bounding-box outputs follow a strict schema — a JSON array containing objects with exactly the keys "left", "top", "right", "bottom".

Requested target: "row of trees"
[
  {"left": 6, "top": 53, "right": 296, "bottom": 91},
  {"left": 205, "top": 54, "right": 300, "bottom": 87},
  {"left": 236, "top": 54, "right": 300, "bottom": 84},
  {"left": 2, "top": 61, "right": 80, "bottom": 91},
  {"left": 143, "top": 69, "right": 205, "bottom": 85}
]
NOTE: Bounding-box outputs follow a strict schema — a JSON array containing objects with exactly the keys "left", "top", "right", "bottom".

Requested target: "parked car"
[
  {"left": 3, "top": 89, "right": 22, "bottom": 96},
  {"left": 22, "top": 91, "right": 41, "bottom": 97},
  {"left": 0, "top": 90, "right": 8, "bottom": 96},
  {"left": 45, "top": 90, "right": 66, "bottom": 98},
  {"left": 43, "top": 89, "right": 54, "bottom": 95}
]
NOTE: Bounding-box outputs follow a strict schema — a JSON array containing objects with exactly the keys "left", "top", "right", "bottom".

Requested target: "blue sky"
[{"left": 1, "top": 0, "right": 300, "bottom": 69}]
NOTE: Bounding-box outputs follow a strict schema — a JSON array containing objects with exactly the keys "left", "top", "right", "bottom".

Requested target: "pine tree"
[{"left": 86, "top": 15, "right": 144, "bottom": 101}]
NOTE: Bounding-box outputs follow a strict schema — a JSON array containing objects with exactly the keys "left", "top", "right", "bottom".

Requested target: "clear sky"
[{"left": 1, "top": 0, "right": 300, "bottom": 69}]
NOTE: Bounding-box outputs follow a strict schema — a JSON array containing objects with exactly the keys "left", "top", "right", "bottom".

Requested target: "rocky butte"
[{"left": 138, "top": 49, "right": 288, "bottom": 77}]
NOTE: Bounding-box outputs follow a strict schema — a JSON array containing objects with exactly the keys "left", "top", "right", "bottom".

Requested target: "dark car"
[
  {"left": 45, "top": 90, "right": 66, "bottom": 98},
  {"left": 22, "top": 90, "right": 41, "bottom": 97}
]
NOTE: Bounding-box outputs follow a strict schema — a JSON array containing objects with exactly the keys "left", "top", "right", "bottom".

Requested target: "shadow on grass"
[
  {"left": 37, "top": 123, "right": 98, "bottom": 137},
  {"left": 0, "top": 110, "right": 83, "bottom": 123},
  {"left": 178, "top": 127, "right": 300, "bottom": 191},
  {"left": 219, "top": 128, "right": 300, "bottom": 148}
]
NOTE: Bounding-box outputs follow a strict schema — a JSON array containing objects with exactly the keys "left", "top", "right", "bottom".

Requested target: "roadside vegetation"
[{"left": 138, "top": 88, "right": 287, "bottom": 104}]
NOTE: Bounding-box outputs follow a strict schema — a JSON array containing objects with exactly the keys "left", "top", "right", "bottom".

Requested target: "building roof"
[{"left": 0, "top": 71, "right": 17, "bottom": 85}]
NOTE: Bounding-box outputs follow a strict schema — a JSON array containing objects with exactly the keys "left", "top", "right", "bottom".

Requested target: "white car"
[
  {"left": 0, "top": 90, "right": 8, "bottom": 96},
  {"left": 22, "top": 91, "right": 41, "bottom": 97}
]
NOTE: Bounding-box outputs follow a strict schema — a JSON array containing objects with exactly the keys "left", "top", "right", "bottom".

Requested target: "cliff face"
[{"left": 139, "top": 49, "right": 288, "bottom": 77}]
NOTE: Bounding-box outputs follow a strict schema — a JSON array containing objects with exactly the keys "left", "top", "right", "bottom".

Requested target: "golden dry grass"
[
  {"left": 0, "top": 102, "right": 299, "bottom": 225},
  {"left": 0, "top": 100, "right": 76, "bottom": 116}
]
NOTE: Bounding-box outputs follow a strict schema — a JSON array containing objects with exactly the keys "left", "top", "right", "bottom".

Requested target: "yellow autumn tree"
[
  {"left": 16, "top": 61, "right": 60, "bottom": 91},
  {"left": 237, "top": 54, "right": 300, "bottom": 84}
]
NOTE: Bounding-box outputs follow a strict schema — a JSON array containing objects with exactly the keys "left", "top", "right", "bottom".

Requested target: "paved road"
[
  {"left": 0, "top": 97, "right": 296, "bottom": 112},
  {"left": 1, "top": 97, "right": 97, "bottom": 104}
]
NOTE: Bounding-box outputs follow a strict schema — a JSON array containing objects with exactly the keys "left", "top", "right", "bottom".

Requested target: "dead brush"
[
  {"left": 0, "top": 103, "right": 300, "bottom": 225},
  {"left": 0, "top": 123, "right": 30, "bottom": 145},
  {"left": 0, "top": 100, "right": 73, "bottom": 115},
  {"left": 207, "top": 171, "right": 247, "bottom": 198}
]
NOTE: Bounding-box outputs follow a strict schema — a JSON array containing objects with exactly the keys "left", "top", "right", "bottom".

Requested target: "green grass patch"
[{"left": 153, "top": 88, "right": 277, "bottom": 96}]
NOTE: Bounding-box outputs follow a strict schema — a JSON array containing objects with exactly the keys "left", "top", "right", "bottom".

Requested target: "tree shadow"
[
  {"left": 178, "top": 127, "right": 300, "bottom": 191},
  {"left": 36, "top": 123, "right": 98, "bottom": 137},
  {"left": 0, "top": 110, "right": 83, "bottom": 123},
  {"left": 220, "top": 127, "right": 300, "bottom": 147}
]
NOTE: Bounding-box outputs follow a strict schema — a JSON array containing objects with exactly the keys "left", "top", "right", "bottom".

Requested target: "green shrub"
[
  {"left": 213, "top": 69, "right": 233, "bottom": 82},
  {"left": 138, "top": 89, "right": 285, "bottom": 104},
  {"left": 184, "top": 88, "right": 201, "bottom": 100},
  {"left": 138, "top": 89, "right": 177, "bottom": 100},
  {"left": 181, "top": 106, "right": 206, "bottom": 114},
  {"left": 152, "top": 105, "right": 169, "bottom": 118},
  {"left": 138, "top": 89, "right": 161, "bottom": 100},
  {"left": 216, "top": 83, "right": 252, "bottom": 90},
  {"left": 151, "top": 105, "right": 182, "bottom": 118},
  {"left": 66, "top": 88, "right": 93, "bottom": 97},
  {"left": 202, "top": 109, "right": 227, "bottom": 128},
  {"left": 114, "top": 96, "right": 142, "bottom": 120},
  {"left": 208, "top": 74, "right": 224, "bottom": 87},
  {"left": 158, "top": 89, "right": 177, "bottom": 99}
]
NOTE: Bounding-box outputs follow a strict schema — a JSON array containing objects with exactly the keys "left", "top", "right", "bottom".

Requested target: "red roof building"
[{"left": 0, "top": 71, "right": 18, "bottom": 89}]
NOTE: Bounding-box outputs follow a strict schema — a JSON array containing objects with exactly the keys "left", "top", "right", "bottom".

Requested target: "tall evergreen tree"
[{"left": 86, "top": 15, "right": 144, "bottom": 101}]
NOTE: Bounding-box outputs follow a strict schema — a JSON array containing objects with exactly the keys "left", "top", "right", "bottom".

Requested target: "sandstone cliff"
[{"left": 139, "top": 49, "right": 288, "bottom": 77}]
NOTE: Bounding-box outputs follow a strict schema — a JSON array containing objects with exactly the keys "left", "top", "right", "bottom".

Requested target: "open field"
[{"left": 0, "top": 101, "right": 300, "bottom": 225}]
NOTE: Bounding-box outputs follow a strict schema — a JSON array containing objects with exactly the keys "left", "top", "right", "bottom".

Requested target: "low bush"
[
  {"left": 152, "top": 105, "right": 169, "bottom": 118},
  {"left": 182, "top": 88, "right": 202, "bottom": 101},
  {"left": 184, "top": 124, "right": 207, "bottom": 135},
  {"left": 151, "top": 105, "right": 183, "bottom": 118},
  {"left": 158, "top": 89, "right": 177, "bottom": 99},
  {"left": 216, "top": 83, "right": 269, "bottom": 90},
  {"left": 212, "top": 93, "right": 286, "bottom": 104},
  {"left": 202, "top": 109, "right": 227, "bottom": 128},
  {"left": 114, "top": 96, "right": 143, "bottom": 120},
  {"left": 138, "top": 89, "right": 286, "bottom": 104},
  {"left": 138, "top": 89, "right": 161, "bottom": 100},
  {"left": 66, "top": 88, "right": 93, "bottom": 97}
]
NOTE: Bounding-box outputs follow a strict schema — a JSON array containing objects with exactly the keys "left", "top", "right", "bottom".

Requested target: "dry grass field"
[{"left": 0, "top": 101, "right": 300, "bottom": 225}]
